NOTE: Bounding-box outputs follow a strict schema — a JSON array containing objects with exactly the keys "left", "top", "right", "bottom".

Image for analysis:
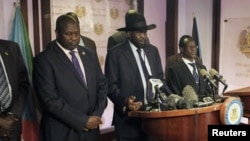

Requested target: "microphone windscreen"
[
  {"left": 182, "top": 85, "right": 198, "bottom": 102},
  {"left": 176, "top": 98, "right": 188, "bottom": 109},
  {"left": 209, "top": 68, "right": 219, "bottom": 77},
  {"left": 199, "top": 69, "right": 207, "bottom": 77},
  {"left": 165, "top": 94, "right": 184, "bottom": 110}
]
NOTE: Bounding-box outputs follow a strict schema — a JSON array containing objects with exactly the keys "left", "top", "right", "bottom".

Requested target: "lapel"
[
  {"left": 122, "top": 41, "right": 141, "bottom": 79},
  {"left": 81, "top": 36, "right": 89, "bottom": 48},
  {"left": 52, "top": 44, "right": 87, "bottom": 88},
  {"left": 180, "top": 61, "right": 199, "bottom": 90},
  {"left": 143, "top": 44, "right": 153, "bottom": 74},
  {"left": 0, "top": 45, "right": 13, "bottom": 84}
]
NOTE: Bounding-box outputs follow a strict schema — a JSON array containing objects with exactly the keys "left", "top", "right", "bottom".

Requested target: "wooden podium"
[
  {"left": 128, "top": 104, "right": 222, "bottom": 141},
  {"left": 224, "top": 86, "right": 250, "bottom": 124}
]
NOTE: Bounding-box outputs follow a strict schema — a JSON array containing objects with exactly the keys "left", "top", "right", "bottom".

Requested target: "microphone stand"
[
  {"left": 154, "top": 85, "right": 161, "bottom": 112},
  {"left": 208, "top": 82, "right": 217, "bottom": 103},
  {"left": 221, "top": 84, "right": 228, "bottom": 94}
]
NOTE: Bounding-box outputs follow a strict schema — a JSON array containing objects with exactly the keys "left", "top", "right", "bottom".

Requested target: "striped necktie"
[
  {"left": 189, "top": 63, "right": 199, "bottom": 86},
  {"left": 0, "top": 61, "right": 11, "bottom": 111}
]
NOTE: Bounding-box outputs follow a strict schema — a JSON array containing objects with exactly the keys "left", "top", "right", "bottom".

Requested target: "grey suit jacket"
[{"left": 33, "top": 43, "right": 107, "bottom": 141}]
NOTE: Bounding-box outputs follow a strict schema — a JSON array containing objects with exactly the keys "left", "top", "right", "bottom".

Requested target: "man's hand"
[
  {"left": 126, "top": 96, "right": 143, "bottom": 111},
  {"left": 0, "top": 114, "right": 19, "bottom": 130},
  {"left": 0, "top": 128, "right": 11, "bottom": 137},
  {"left": 0, "top": 114, "right": 19, "bottom": 137},
  {"left": 85, "top": 116, "right": 102, "bottom": 130}
]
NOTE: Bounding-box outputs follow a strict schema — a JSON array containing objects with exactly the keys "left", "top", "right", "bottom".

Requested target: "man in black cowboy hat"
[
  {"left": 105, "top": 12, "right": 171, "bottom": 141},
  {"left": 107, "top": 9, "right": 150, "bottom": 51}
]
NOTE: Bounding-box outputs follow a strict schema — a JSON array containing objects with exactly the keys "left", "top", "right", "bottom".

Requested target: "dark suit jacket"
[
  {"left": 47, "top": 36, "right": 97, "bottom": 51},
  {"left": 165, "top": 53, "right": 202, "bottom": 79},
  {"left": 166, "top": 60, "right": 211, "bottom": 99},
  {"left": 0, "top": 39, "right": 29, "bottom": 137},
  {"left": 105, "top": 40, "right": 169, "bottom": 138},
  {"left": 33, "top": 42, "right": 107, "bottom": 141}
]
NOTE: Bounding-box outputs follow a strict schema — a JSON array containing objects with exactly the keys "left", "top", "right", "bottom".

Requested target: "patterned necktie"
[
  {"left": 189, "top": 63, "right": 199, "bottom": 86},
  {"left": 0, "top": 61, "right": 11, "bottom": 111},
  {"left": 69, "top": 51, "right": 86, "bottom": 86},
  {"left": 136, "top": 48, "right": 154, "bottom": 101}
]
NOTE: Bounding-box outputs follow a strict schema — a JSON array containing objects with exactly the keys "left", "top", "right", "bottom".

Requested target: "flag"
[
  {"left": 192, "top": 14, "right": 202, "bottom": 60},
  {"left": 9, "top": 6, "right": 39, "bottom": 141}
]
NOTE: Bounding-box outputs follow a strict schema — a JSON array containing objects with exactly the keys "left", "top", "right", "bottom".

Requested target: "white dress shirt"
[
  {"left": 129, "top": 41, "right": 152, "bottom": 104},
  {"left": 182, "top": 57, "right": 198, "bottom": 76}
]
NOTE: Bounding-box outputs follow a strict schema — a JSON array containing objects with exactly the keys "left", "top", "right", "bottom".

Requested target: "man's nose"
[
  {"left": 71, "top": 34, "right": 78, "bottom": 40},
  {"left": 140, "top": 33, "right": 147, "bottom": 39}
]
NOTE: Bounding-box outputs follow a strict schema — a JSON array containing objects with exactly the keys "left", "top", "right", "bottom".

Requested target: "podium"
[
  {"left": 224, "top": 86, "right": 250, "bottom": 124},
  {"left": 128, "top": 104, "right": 222, "bottom": 141}
]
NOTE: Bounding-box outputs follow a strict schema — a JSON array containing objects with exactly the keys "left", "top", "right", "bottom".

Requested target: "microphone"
[
  {"left": 165, "top": 94, "right": 185, "bottom": 110},
  {"left": 182, "top": 85, "right": 214, "bottom": 107},
  {"left": 199, "top": 69, "right": 218, "bottom": 89},
  {"left": 149, "top": 78, "right": 168, "bottom": 103},
  {"left": 182, "top": 85, "right": 198, "bottom": 109},
  {"left": 209, "top": 68, "right": 228, "bottom": 93}
]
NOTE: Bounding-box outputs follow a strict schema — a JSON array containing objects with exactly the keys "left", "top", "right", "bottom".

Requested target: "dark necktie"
[
  {"left": 136, "top": 48, "right": 149, "bottom": 78},
  {"left": 136, "top": 48, "right": 154, "bottom": 101},
  {"left": 0, "top": 61, "right": 11, "bottom": 111},
  {"left": 189, "top": 63, "right": 199, "bottom": 86},
  {"left": 69, "top": 51, "right": 86, "bottom": 86}
]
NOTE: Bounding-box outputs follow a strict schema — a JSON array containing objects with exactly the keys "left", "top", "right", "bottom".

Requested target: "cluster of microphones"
[
  {"left": 146, "top": 68, "right": 228, "bottom": 112},
  {"left": 199, "top": 68, "right": 228, "bottom": 93}
]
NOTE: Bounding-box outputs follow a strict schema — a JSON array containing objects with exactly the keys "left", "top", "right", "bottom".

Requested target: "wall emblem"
[
  {"left": 75, "top": 6, "right": 86, "bottom": 18},
  {"left": 95, "top": 0, "right": 102, "bottom": 3},
  {"left": 94, "top": 23, "right": 104, "bottom": 35},
  {"left": 125, "top": 0, "right": 132, "bottom": 5},
  {"left": 110, "top": 8, "right": 119, "bottom": 20},
  {"left": 238, "top": 26, "right": 250, "bottom": 58}
]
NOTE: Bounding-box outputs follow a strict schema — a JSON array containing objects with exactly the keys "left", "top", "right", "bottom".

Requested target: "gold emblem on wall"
[
  {"left": 125, "top": 0, "right": 132, "bottom": 5},
  {"left": 95, "top": 0, "right": 102, "bottom": 3},
  {"left": 94, "top": 23, "right": 104, "bottom": 35},
  {"left": 238, "top": 26, "right": 250, "bottom": 58},
  {"left": 75, "top": 6, "right": 86, "bottom": 18},
  {"left": 110, "top": 8, "right": 119, "bottom": 20}
]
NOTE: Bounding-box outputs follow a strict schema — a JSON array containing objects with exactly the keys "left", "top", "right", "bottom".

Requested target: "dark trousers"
[
  {"left": 116, "top": 134, "right": 155, "bottom": 141},
  {"left": 80, "top": 128, "right": 100, "bottom": 141},
  {"left": 0, "top": 137, "right": 21, "bottom": 141}
]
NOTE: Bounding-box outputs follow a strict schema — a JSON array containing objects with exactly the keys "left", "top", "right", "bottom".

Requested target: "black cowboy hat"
[{"left": 117, "top": 12, "right": 156, "bottom": 31}]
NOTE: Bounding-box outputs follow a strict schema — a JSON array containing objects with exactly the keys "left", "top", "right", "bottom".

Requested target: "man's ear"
[
  {"left": 179, "top": 47, "right": 184, "bottom": 53},
  {"left": 55, "top": 30, "right": 58, "bottom": 38},
  {"left": 126, "top": 31, "right": 131, "bottom": 38}
]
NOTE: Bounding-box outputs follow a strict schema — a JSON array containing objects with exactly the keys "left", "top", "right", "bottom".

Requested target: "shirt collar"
[
  {"left": 56, "top": 41, "right": 78, "bottom": 54},
  {"left": 129, "top": 41, "right": 144, "bottom": 52},
  {"left": 182, "top": 57, "right": 196, "bottom": 65}
]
